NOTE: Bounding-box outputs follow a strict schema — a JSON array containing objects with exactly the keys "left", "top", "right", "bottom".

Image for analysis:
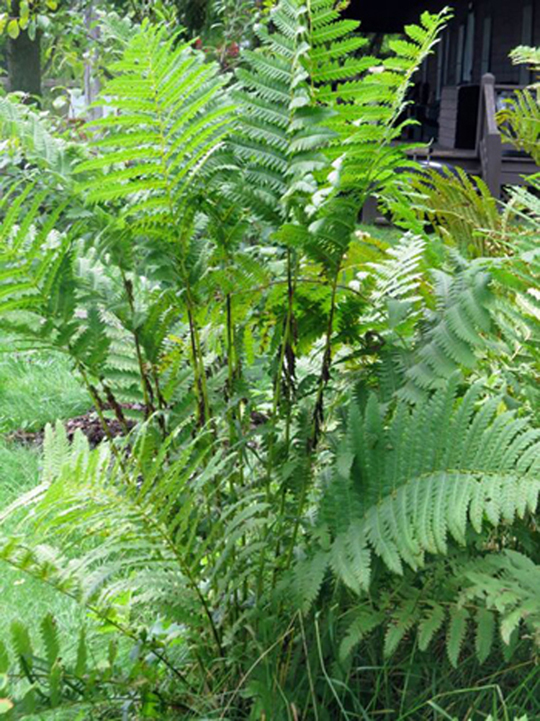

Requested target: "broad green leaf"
[
  {"left": 0, "top": 699, "right": 14, "bottom": 715},
  {"left": 7, "top": 19, "right": 20, "bottom": 39}
]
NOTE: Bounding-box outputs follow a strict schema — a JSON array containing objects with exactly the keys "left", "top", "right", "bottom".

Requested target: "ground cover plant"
[{"left": 0, "top": 1, "right": 538, "bottom": 718}]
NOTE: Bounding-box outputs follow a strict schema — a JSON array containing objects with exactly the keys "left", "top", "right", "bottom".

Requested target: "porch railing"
[{"left": 476, "top": 73, "right": 502, "bottom": 198}]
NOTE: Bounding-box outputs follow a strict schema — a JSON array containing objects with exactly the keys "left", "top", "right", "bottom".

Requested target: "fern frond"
[
  {"left": 460, "top": 550, "right": 540, "bottom": 650},
  {"left": 307, "top": 382, "right": 540, "bottom": 607},
  {"left": 497, "top": 87, "right": 540, "bottom": 164},
  {"left": 406, "top": 168, "right": 503, "bottom": 256},
  {"left": 399, "top": 262, "right": 497, "bottom": 401},
  {"left": 76, "top": 25, "right": 236, "bottom": 237},
  {"left": 0, "top": 96, "right": 78, "bottom": 179}
]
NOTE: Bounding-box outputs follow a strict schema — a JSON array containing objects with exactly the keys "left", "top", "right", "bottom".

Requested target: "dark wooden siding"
[
  {"left": 489, "top": 0, "right": 523, "bottom": 83},
  {"left": 417, "top": 0, "right": 539, "bottom": 90}
]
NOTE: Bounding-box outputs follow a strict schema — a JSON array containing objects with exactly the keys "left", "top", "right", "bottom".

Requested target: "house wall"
[
  {"left": 420, "top": 0, "right": 539, "bottom": 91},
  {"left": 406, "top": 0, "right": 538, "bottom": 148}
]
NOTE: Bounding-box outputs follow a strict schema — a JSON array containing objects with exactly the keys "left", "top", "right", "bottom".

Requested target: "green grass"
[
  {"left": 357, "top": 222, "right": 405, "bottom": 246},
  {"left": 0, "top": 351, "right": 88, "bottom": 663},
  {"left": 0, "top": 440, "right": 83, "bottom": 633},
  {"left": 0, "top": 351, "right": 90, "bottom": 433}
]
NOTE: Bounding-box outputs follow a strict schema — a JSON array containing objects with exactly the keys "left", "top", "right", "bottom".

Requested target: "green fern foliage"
[
  {"left": 76, "top": 23, "right": 236, "bottom": 237},
  {"left": 310, "top": 379, "right": 540, "bottom": 598},
  {"left": 355, "top": 244, "right": 501, "bottom": 402},
  {"left": 0, "top": 5, "right": 538, "bottom": 718},
  {"left": 510, "top": 45, "right": 540, "bottom": 72},
  {"left": 0, "top": 96, "right": 77, "bottom": 179},
  {"left": 1, "top": 422, "right": 269, "bottom": 649},
  {"left": 0, "top": 187, "right": 75, "bottom": 324},
  {"left": 0, "top": 612, "right": 131, "bottom": 718},
  {"left": 399, "top": 262, "right": 498, "bottom": 401},
  {"left": 337, "top": 548, "right": 540, "bottom": 668},
  {"left": 405, "top": 168, "right": 503, "bottom": 256},
  {"left": 232, "top": 0, "right": 337, "bottom": 223},
  {"left": 320, "top": 8, "right": 452, "bottom": 202},
  {"left": 303, "top": 381, "right": 540, "bottom": 668},
  {"left": 461, "top": 550, "right": 540, "bottom": 649},
  {"left": 497, "top": 45, "right": 540, "bottom": 163},
  {"left": 498, "top": 88, "right": 540, "bottom": 164}
]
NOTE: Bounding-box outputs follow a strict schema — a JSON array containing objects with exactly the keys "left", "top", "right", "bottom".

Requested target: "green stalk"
[
  {"left": 185, "top": 285, "right": 212, "bottom": 428},
  {"left": 310, "top": 271, "right": 339, "bottom": 450},
  {"left": 226, "top": 292, "right": 237, "bottom": 451},
  {"left": 75, "top": 362, "right": 128, "bottom": 474},
  {"left": 280, "top": 272, "right": 339, "bottom": 576},
  {"left": 120, "top": 270, "right": 156, "bottom": 419},
  {"left": 257, "top": 248, "right": 298, "bottom": 600},
  {"left": 267, "top": 247, "right": 297, "bottom": 479}
]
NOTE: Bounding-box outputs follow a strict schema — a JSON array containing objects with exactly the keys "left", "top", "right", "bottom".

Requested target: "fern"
[
  {"left": 350, "top": 240, "right": 504, "bottom": 402},
  {"left": 304, "top": 379, "right": 540, "bottom": 598},
  {"left": 461, "top": 551, "right": 540, "bottom": 647},
  {"left": 405, "top": 168, "right": 504, "bottom": 256},
  {"left": 0, "top": 9, "right": 538, "bottom": 719},
  {"left": 497, "top": 45, "right": 540, "bottom": 163},
  {"left": 234, "top": 2, "right": 451, "bottom": 263},
  {"left": 0, "top": 422, "right": 271, "bottom": 660},
  {"left": 76, "top": 24, "right": 236, "bottom": 236},
  {"left": 232, "top": 0, "right": 338, "bottom": 224},
  {"left": 318, "top": 8, "right": 452, "bottom": 211},
  {"left": 510, "top": 45, "right": 540, "bottom": 72},
  {"left": 0, "top": 96, "right": 78, "bottom": 180},
  {"left": 498, "top": 88, "right": 540, "bottom": 164},
  {"left": 0, "top": 612, "right": 132, "bottom": 718},
  {"left": 337, "top": 547, "right": 540, "bottom": 668}
]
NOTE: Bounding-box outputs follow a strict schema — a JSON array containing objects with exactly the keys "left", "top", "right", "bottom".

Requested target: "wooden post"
[
  {"left": 361, "top": 195, "right": 378, "bottom": 225},
  {"left": 485, "top": 130, "right": 502, "bottom": 198},
  {"left": 478, "top": 73, "right": 502, "bottom": 198}
]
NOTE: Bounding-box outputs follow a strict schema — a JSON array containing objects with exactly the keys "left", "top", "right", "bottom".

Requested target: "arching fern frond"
[
  {"left": 405, "top": 168, "right": 504, "bottom": 256},
  {"left": 338, "top": 548, "right": 540, "bottom": 668},
  {"left": 510, "top": 45, "right": 540, "bottom": 73},
  {"left": 398, "top": 261, "right": 498, "bottom": 401},
  {"left": 460, "top": 550, "right": 540, "bottom": 649},
  {"left": 0, "top": 96, "right": 78, "bottom": 180},
  {"left": 319, "top": 8, "right": 453, "bottom": 208},
  {"left": 1, "top": 422, "right": 270, "bottom": 662},
  {"left": 232, "top": 0, "right": 338, "bottom": 224},
  {"left": 497, "top": 45, "right": 540, "bottom": 163},
  {"left": 304, "top": 380, "right": 540, "bottom": 601},
  {"left": 497, "top": 87, "right": 540, "bottom": 164},
  {"left": 76, "top": 24, "right": 237, "bottom": 239}
]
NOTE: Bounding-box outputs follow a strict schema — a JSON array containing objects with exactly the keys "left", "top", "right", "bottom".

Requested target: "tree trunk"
[
  {"left": 7, "top": 9, "right": 42, "bottom": 97},
  {"left": 84, "top": 0, "right": 103, "bottom": 121}
]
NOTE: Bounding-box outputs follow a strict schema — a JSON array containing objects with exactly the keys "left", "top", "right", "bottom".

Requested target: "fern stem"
[
  {"left": 310, "top": 272, "right": 339, "bottom": 449},
  {"left": 268, "top": 248, "right": 297, "bottom": 469},
  {"left": 257, "top": 248, "right": 297, "bottom": 599},
  {"left": 135, "top": 500, "right": 225, "bottom": 658},
  {"left": 100, "top": 380, "right": 130, "bottom": 433},
  {"left": 186, "top": 290, "right": 212, "bottom": 428},
  {"left": 120, "top": 270, "right": 157, "bottom": 420},
  {"left": 226, "top": 292, "right": 237, "bottom": 443},
  {"left": 75, "top": 362, "right": 128, "bottom": 472}
]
